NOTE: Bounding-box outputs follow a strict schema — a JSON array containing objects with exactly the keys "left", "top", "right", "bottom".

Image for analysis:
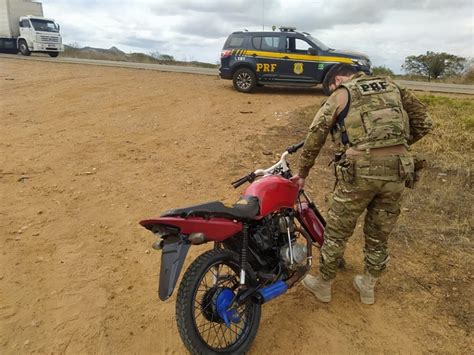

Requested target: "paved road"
[
  {"left": 0, "top": 53, "right": 218, "bottom": 76},
  {"left": 395, "top": 80, "right": 474, "bottom": 95},
  {"left": 1, "top": 53, "right": 473, "bottom": 95}
]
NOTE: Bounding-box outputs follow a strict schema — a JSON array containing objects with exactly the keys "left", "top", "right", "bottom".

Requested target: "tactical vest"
[{"left": 332, "top": 75, "right": 410, "bottom": 150}]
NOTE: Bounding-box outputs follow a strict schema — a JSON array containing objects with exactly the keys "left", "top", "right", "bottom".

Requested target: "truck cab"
[
  {"left": 18, "top": 15, "right": 62, "bottom": 57},
  {"left": 0, "top": 0, "right": 63, "bottom": 57}
]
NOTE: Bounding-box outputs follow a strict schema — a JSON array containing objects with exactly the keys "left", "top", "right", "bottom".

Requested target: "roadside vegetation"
[
  {"left": 396, "top": 95, "right": 473, "bottom": 335},
  {"left": 372, "top": 65, "right": 474, "bottom": 85},
  {"left": 248, "top": 93, "right": 473, "bottom": 339},
  {"left": 63, "top": 43, "right": 218, "bottom": 68},
  {"left": 374, "top": 52, "right": 473, "bottom": 84},
  {"left": 247, "top": 93, "right": 473, "bottom": 260},
  {"left": 372, "top": 65, "right": 395, "bottom": 77}
]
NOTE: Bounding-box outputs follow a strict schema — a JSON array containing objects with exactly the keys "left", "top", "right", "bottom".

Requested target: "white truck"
[{"left": 0, "top": 0, "right": 63, "bottom": 57}]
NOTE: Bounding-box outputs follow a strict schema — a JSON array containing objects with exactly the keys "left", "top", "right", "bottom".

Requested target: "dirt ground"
[{"left": 0, "top": 59, "right": 471, "bottom": 354}]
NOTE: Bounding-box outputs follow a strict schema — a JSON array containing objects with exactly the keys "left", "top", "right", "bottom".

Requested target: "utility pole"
[{"left": 262, "top": 0, "right": 265, "bottom": 31}]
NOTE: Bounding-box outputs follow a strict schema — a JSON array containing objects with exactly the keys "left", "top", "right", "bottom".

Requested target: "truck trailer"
[{"left": 0, "top": 0, "right": 63, "bottom": 57}]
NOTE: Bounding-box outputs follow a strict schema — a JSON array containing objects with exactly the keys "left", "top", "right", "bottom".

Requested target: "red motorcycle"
[{"left": 140, "top": 141, "right": 327, "bottom": 354}]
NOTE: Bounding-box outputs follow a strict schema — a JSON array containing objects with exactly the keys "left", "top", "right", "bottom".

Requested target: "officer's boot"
[
  {"left": 353, "top": 273, "right": 378, "bottom": 305},
  {"left": 302, "top": 274, "right": 334, "bottom": 303}
]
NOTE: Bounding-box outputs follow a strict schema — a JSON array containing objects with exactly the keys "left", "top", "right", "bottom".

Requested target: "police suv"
[{"left": 219, "top": 27, "right": 372, "bottom": 94}]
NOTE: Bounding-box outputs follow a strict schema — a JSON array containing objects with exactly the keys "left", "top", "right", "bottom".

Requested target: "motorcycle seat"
[{"left": 161, "top": 196, "right": 260, "bottom": 221}]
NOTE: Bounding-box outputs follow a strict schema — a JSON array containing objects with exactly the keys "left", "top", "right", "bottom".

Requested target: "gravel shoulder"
[{"left": 0, "top": 59, "right": 470, "bottom": 354}]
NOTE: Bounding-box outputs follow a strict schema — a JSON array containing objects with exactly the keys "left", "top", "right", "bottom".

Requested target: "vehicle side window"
[
  {"left": 252, "top": 37, "right": 262, "bottom": 50},
  {"left": 20, "top": 20, "right": 31, "bottom": 28},
  {"left": 295, "top": 39, "right": 312, "bottom": 52},
  {"left": 227, "top": 35, "right": 245, "bottom": 48},
  {"left": 252, "top": 36, "right": 280, "bottom": 52},
  {"left": 286, "top": 37, "right": 313, "bottom": 54}
]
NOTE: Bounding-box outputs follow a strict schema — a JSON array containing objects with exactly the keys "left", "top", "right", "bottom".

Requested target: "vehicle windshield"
[
  {"left": 305, "top": 34, "right": 330, "bottom": 51},
  {"left": 30, "top": 19, "right": 59, "bottom": 32}
]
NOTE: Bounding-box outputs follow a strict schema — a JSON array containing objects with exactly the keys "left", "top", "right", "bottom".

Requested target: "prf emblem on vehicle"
[{"left": 293, "top": 63, "right": 304, "bottom": 75}]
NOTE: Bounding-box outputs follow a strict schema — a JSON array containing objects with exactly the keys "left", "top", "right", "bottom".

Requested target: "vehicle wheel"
[
  {"left": 48, "top": 52, "right": 59, "bottom": 58},
  {"left": 232, "top": 68, "right": 257, "bottom": 93},
  {"left": 19, "top": 40, "right": 31, "bottom": 56},
  {"left": 176, "top": 249, "right": 261, "bottom": 354}
]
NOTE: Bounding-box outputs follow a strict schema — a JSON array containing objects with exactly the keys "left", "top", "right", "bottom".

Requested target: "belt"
[
  {"left": 346, "top": 144, "right": 408, "bottom": 158},
  {"left": 349, "top": 155, "right": 403, "bottom": 181}
]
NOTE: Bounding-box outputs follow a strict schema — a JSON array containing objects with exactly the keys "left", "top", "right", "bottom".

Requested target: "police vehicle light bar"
[{"left": 279, "top": 26, "right": 296, "bottom": 32}]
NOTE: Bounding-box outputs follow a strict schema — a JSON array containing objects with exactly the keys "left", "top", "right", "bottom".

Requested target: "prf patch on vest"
[{"left": 356, "top": 79, "right": 393, "bottom": 95}]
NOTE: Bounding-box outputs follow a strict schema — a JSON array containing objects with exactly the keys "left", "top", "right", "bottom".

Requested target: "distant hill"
[{"left": 63, "top": 45, "right": 218, "bottom": 69}]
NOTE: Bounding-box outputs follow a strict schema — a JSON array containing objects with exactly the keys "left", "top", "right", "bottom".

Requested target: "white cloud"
[{"left": 43, "top": 0, "right": 473, "bottom": 71}]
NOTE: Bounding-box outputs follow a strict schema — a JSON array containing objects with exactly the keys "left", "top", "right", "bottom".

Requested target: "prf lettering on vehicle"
[{"left": 256, "top": 63, "right": 277, "bottom": 72}]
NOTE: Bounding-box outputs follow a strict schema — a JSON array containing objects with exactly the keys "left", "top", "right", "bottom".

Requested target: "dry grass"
[
  {"left": 386, "top": 95, "right": 472, "bottom": 333},
  {"left": 290, "top": 94, "right": 473, "bottom": 333},
  {"left": 398, "top": 95, "right": 473, "bottom": 249},
  {"left": 396, "top": 72, "right": 474, "bottom": 85},
  {"left": 462, "top": 68, "right": 474, "bottom": 84},
  {"left": 249, "top": 94, "right": 473, "bottom": 248},
  {"left": 242, "top": 92, "right": 473, "bottom": 335},
  {"left": 415, "top": 95, "right": 473, "bottom": 171}
]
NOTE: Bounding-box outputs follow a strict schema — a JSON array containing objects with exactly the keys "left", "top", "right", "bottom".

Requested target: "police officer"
[{"left": 292, "top": 64, "right": 433, "bottom": 304}]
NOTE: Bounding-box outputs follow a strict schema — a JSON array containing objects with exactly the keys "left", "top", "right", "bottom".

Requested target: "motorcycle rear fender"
[
  {"left": 158, "top": 234, "right": 191, "bottom": 300},
  {"left": 140, "top": 217, "right": 243, "bottom": 241},
  {"left": 139, "top": 217, "right": 243, "bottom": 300}
]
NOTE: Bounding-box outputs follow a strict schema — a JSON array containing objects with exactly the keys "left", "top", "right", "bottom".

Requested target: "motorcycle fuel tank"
[
  {"left": 243, "top": 175, "right": 299, "bottom": 217},
  {"left": 296, "top": 202, "right": 325, "bottom": 247}
]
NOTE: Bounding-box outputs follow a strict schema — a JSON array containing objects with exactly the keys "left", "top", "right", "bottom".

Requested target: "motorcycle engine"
[
  {"left": 280, "top": 243, "right": 308, "bottom": 266},
  {"left": 252, "top": 224, "right": 274, "bottom": 251},
  {"left": 251, "top": 214, "right": 308, "bottom": 269},
  {"left": 277, "top": 215, "right": 308, "bottom": 267}
]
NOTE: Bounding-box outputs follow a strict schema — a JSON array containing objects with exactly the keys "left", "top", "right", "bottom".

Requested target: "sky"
[{"left": 44, "top": 0, "right": 474, "bottom": 73}]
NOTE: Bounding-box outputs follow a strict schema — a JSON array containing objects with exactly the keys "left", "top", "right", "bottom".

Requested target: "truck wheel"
[
  {"left": 48, "top": 52, "right": 59, "bottom": 58},
  {"left": 19, "top": 40, "right": 31, "bottom": 56},
  {"left": 233, "top": 68, "right": 257, "bottom": 93}
]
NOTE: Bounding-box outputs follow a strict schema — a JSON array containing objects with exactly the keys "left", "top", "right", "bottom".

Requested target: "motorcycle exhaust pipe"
[{"left": 253, "top": 281, "right": 288, "bottom": 304}]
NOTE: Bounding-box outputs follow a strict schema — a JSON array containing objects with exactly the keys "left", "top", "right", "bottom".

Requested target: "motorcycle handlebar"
[
  {"left": 231, "top": 172, "right": 256, "bottom": 189},
  {"left": 231, "top": 140, "right": 304, "bottom": 188},
  {"left": 286, "top": 140, "right": 305, "bottom": 154},
  {"left": 231, "top": 176, "right": 248, "bottom": 189}
]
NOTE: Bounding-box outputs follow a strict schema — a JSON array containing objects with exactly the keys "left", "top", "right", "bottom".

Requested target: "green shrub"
[{"left": 372, "top": 65, "right": 395, "bottom": 77}]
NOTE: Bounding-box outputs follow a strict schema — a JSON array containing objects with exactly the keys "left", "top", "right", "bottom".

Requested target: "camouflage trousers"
[{"left": 319, "top": 156, "right": 409, "bottom": 280}]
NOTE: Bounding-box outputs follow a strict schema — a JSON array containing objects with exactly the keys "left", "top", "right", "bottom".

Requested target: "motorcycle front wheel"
[{"left": 176, "top": 249, "right": 261, "bottom": 354}]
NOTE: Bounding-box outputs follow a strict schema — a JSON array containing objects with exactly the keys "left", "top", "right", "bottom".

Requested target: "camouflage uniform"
[{"left": 298, "top": 73, "right": 433, "bottom": 280}]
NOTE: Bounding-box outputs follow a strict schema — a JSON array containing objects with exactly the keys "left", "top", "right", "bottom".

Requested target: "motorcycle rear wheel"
[{"left": 176, "top": 249, "right": 261, "bottom": 354}]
